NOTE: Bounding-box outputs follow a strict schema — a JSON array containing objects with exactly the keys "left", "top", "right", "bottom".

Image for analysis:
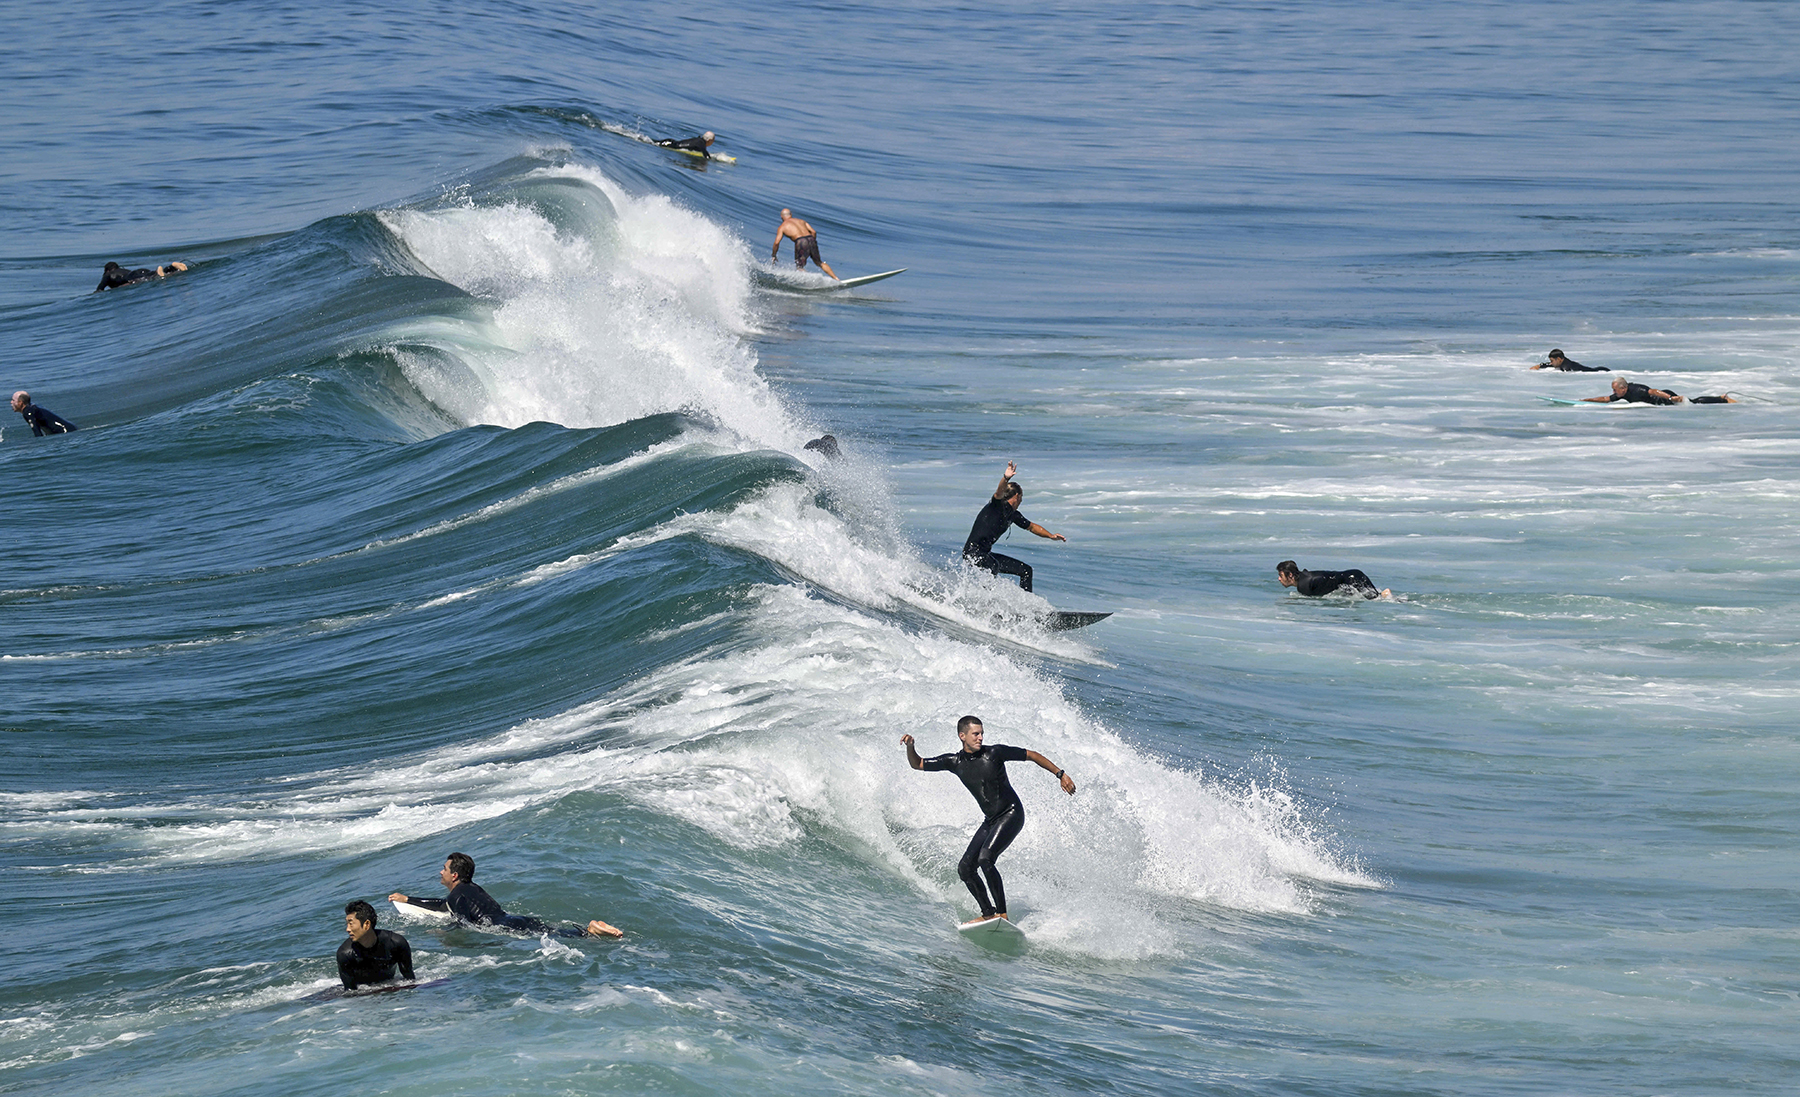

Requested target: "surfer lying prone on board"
[
  {"left": 1531, "top": 349, "right": 1608, "bottom": 372},
  {"left": 902, "top": 716, "right": 1075, "bottom": 925},
  {"left": 1276, "top": 560, "right": 1390, "bottom": 600},
  {"left": 338, "top": 900, "right": 414, "bottom": 989},
  {"left": 656, "top": 131, "right": 715, "bottom": 155},
  {"left": 1583, "top": 378, "right": 1736, "bottom": 405},
  {"left": 389, "top": 853, "right": 624, "bottom": 938},
  {"left": 962, "top": 461, "right": 1066, "bottom": 593}
]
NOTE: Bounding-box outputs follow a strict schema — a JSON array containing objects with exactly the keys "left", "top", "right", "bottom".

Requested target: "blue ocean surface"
[{"left": 4, "top": 2, "right": 1798, "bottom": 1094}]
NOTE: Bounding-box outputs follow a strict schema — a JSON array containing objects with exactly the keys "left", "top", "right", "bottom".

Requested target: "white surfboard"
[
  {"left": 824, "top": 268, "right": 906, "bottom": 291},
  {"left": 391, "top": 899, "right": 453, "bottom": 922},
  {"left": 957, "top": 915, "right": 1024, "bottom": 940}
]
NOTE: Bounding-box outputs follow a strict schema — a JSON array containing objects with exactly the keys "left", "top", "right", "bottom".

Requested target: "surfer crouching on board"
[
  {"left": 389, "top": 853, "right": 623, "bottom": 938},
  {"left": 1582, "top": 378, "right": 1736, "bottom": 405},
  {"left": 337, "top": 900, "right": 414, "bottom": 989},
  {"left": 1276, "top": 560, "right": 1390, "bottom": 600},
  {"left": 902, "top": 716, "right": 1075, "bottom": 925},
  {"left": 772, "top": 209, "right": 839, "bottom": 280},
  {"left": 962, "top": 461, "right": 1065, "bottom": 593}
]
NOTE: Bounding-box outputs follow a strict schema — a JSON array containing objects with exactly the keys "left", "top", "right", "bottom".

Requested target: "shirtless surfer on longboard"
[{"left": 772, "top": 209, "right": 839, "bottom": 280}]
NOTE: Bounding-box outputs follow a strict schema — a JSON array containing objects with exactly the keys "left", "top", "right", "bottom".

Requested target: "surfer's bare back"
[{"left": 772, "top": 209, "right": 839, "bottom": 280}]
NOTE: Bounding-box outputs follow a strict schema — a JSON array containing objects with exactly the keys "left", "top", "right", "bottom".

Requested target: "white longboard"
[
  {"left": 392, "top": 899, "right": 453, "bottom": 922},
  {"left": 824, "top": 268, "right": 906, "bottom": 291},
  {"left": 957, "top": 915, "right": 1024, "bottom": 940}
]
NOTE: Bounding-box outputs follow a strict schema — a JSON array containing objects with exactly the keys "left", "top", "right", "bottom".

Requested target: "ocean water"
[{"left": 3, "top": 2, "right": 1798, "bottom": 1094}]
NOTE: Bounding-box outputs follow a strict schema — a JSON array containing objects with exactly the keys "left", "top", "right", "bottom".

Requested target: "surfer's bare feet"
[{"left": 587, "top": 919, "right": 624, "bottom": 938}]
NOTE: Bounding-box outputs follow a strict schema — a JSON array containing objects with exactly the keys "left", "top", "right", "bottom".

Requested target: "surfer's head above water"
[
  {"left": 443, "top": 852, "right": 475, "bottom": 885},
  {"left": 957, "top": 715, "right": 985, "bottom": 749}
]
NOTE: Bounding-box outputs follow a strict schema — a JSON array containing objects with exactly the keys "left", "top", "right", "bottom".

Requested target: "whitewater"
[{"left": 4, "top": 2, "right": 1798, "bottom": 1095}]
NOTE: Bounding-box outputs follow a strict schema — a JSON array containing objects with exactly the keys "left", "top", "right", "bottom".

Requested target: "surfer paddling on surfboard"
[
  {"left": 962, "top": 461, "right": 1065, "bottom": 593},
  {"left": 337, "top": 900, "right": 415, "bottom": 990},
  {"left": 389, "top": 853, "right": 623, "bottom": 938},
  {"left": 772, "top": 209, "right": 839, "bottom": 280},
  {"left": 1582, "top": 377, "right": 1736, "bottom": 405},
  {"left": 655, "top": 130, "right": 715, "bottom": 156},
  {"left": 902, "top": 716, "right": 1075, "bottom": 927}
]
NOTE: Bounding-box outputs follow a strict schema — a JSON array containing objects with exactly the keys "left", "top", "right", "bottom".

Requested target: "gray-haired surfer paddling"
[
  {"left": 962, "top": 461, "right": 1065, "bottom": 593},
  {"left": 902, "top": 716, "right": 1075, "bottom": 925},
  {"left": 1581, "top": 377, "right": 1736, "bottom": 405},
  {"left": 772, "top": 209, "right": 839, "bottom": 280},
  {"left": 390, "top": 852, "right": 623, "bottom": 938},
  {"left": 655, "top": 131, "right": 715, "bottom": 156}
]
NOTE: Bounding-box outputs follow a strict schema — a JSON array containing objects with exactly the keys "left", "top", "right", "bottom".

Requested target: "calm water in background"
[{"left": 3, "top": 2, "right": 1798, "bottom": 1095}]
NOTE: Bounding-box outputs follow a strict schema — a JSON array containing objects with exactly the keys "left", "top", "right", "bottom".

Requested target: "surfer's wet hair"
[
  {"left": 957, "top": 715, "right": 984, "bottom": 735},
  {"left": 1004, "top": 483, "right": 1023, "bottom": 503},
  {"left": 1276, "top": 560, "right": 1299, "bottom": 578},
  {"left": 345, "top": 899, "right": 378, "bottom": 927},
  {"left": 446, "top": 852, "right": 475, "bottom": 881}
]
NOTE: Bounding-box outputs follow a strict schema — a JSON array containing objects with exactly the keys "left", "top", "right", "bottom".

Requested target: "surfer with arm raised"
[
  {"left": 772, "top": 209, "right": 839, "bottom": 280},
  {"left": 902, "top": 716, "right": 1075, "bottom": 925},
  {"left": 389, "top": 852, "right": 623, "bottom": 938},
  {"left": 962, "top": 461, "right": 1066, "bottom": 593}
]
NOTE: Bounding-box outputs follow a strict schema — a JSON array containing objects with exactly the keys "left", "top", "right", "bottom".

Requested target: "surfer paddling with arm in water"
[
  {"left": 655, "top": 130, "right": 716, "bottom": 156},
  {"left": 389, "top": 853, "right": 623, "bottom": 938},
  {"left": 1276, "top": 560, "right": 1390, "bottom": 600},
  {"left": 1582, "top": 377, "right": 1736, "bottom": 405},
  {"left": 337, "top": 900, "right": 415, "bottom": 990},
  {"left": 902, "top": 716, "right": 1075, "bottom": 925},
  {"left": 962, "top": 461, "right": 1065, "bottom": 593},
  {"left": 772, "top": 209, "right": 839, "bottom": 280}
]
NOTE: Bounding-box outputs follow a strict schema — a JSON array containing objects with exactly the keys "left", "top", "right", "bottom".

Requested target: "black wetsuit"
[
  {"left": 963, "top": 498, "right": 1035, "bottom": 592},
  {"left": 406, "top": 881, "right": 587, "bottom": 937},
  {"left": 94, "top": 263, "right": 159, "bottom": 291},
  {"left": 336, "top": 929, "right": 414, "bottom": 989},
  {"left": 922, "top": 744, "right": 1032, "bottom": 917},
  {"left": 1604, "top": 382, "right": 1681, "bottom": 406},
  {"left": 1291, "top": 568, "right": 1381, "bottom": 599},
  {"left": 1544, "top": 358, "right": 1607, "bottom": 371},
  {"left": 804, "top": 434, "right": 840, "bottom": 458},
  {"left": 655, "top": 135, "right": 711, "bottom": 155},
  {"left": 16, "top": 403, "right": 77, "bottom": 436}
]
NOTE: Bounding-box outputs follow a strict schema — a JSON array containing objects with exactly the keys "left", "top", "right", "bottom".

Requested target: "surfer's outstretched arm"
[
  {"left": 900, "top": 733, "right": 925, "bottom": 770},
  {"left": 1024, "top": 750, "right": 1075, "bottom": 795},
  {"left": 1025, "top": 521, "right": 1065, "bottom": 542}
]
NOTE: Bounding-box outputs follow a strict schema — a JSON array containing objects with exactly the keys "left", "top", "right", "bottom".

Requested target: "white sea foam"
[{"left": 375, "top": 165, "right": 802, "bottom": 450}]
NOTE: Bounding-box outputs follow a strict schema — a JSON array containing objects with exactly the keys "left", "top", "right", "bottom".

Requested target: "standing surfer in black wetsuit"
[
  {"left": 962, "top": 461, "right": 1066, "bottom": 593},
  {"left": 902, "top": 716, "right": 1076, "bottom": 925},
  {"left": 1531, "top": 349, "right": 1608, "bottom": 372},
  {"left": 337, "top": 900, "right": 415, "bottom": 990},
  {"left": 11, "top": 391, "right": 77, "bottom": 436},
  {"left": 655, "top": 131, "right": 716, "bottom": 156},
  {"left": 94, "top": 260, "right": 187, "bottom": 292},
  {"left": 1276, "top": 560, "right": 1390, "bottom": 600},
  {"left": 389, "top": 853, "right": 624, "bottom": 938},
  {"left": 772, "top": 209, "right": 839, "bottom": 280},
  {"left": 1582, "top": 377, "right": 1736, "bottom": 405}
]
